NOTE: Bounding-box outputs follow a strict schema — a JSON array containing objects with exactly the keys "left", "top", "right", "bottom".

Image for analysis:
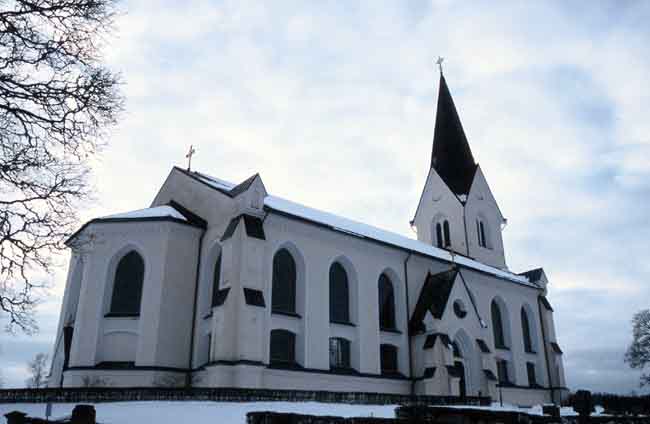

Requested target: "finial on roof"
[{"left": 436, "top": 56, "right": 444, "bottom": 74}]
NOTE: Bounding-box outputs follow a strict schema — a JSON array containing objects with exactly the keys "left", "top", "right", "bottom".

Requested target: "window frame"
[
  {"left": 108, "top": 250, "right": 145, "bottom": 317},
  {"left": 378, "top": 273, "right": 396, "bottom": 331},
  {"left": 491, "top": 300, "right": 508, "bottom": 350},
  {"left": 271, "top": 248, "right": 297, "bottom": 315},
  {"left": 269, "top": 329, "right": 296, "bottom": 365},
  {"left": 329, "top": 262, "right": 351, "bottom": 324},
  {"left": 380, "top": 344, "right": 399, "bottom": 375},
  {"left": 329, "top": 337, "right": 351, "bottom": 370}
]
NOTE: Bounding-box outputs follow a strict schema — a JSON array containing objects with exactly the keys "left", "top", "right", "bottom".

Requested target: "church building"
[{"left": 48, "top": 74, "right": 568, "bottom": 406}]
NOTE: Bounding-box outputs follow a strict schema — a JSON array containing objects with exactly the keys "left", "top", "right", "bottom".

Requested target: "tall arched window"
[
  {"left": 436, "top": 223, "right": 444, "bottom": 248},
  {"left": 210, "top": 254, "right": 222, "bottom": 307},
  {"left": 491, "top": 300, "right": 507, "bottom": 349},
  {"left": 271, "top": 249, "right": 297, "bottom": 314},
  {"left": 270, "top": 329, "right": 295, "bottom": 365},
  {"left": 435, "top": 220, "right": 451, "bottom": 248},
  {"left": 443, "top": 220, "right": 451, "bottom": 247},
  {"left": 109, "top": 251, "right": 144, "bottom": 316},
  {"left": 378, "top": 273, "right": 396, "bottom": 330},
  {"left": 329, "top": 262, "right": 350, "bottom": 323},
  {"left": 521, "top": 307, "right": 534, "bottom": 353},
  {"left": 477, "top": 219, "right": 487, "bottom": 248}
]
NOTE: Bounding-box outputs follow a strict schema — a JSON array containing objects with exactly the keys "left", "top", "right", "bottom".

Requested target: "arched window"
[
  {"left": 329, "top": 337, "right": 351, "bottom": 369},
  {"left": 210, "top": 254, "right": 222, "bottom": 307},
  {"left": 521, "top": 307, "right": 535, "bottom": 353},
  {"left": 477, "top": 219, "right": 487, "bottom": 248},
  {"left": 109, "top": 251, "right": 144, "bottom": 316},
  {"left": 436, "top": 223, "right": 444, "bottom": 248},
  {"left": 271, "top": 249, "right": 297, "bottom": 314},
  {"left": 329, "top": 262, "right": 350, "bottom": 323},
  {"left": 378, "top": 273, "right": 396, "bottom": 330},
  {"left": 443, "top": 220, "right": 451, "bottom": 247},
  {"left": 270, "top": 329, "right": 295, "bottom": 365},
  {"left": 380, "top": 344, "right": 398, "bottom": 375},
  {"left": 491, "top": 300, "right": 508, "bottom": 349}
]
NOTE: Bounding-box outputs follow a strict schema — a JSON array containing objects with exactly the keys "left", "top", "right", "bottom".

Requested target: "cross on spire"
[
  {"left": 185, "top": 145, "right": 196, "bottom": 171},
  {"left": 436, "top": 56, "right": 444, "bottom": 74}
]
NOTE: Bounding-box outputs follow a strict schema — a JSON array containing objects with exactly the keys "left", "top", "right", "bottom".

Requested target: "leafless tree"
[
  {"left": 625, "top": 309, "right": 650, "bottom": 387},
  {"left": 25, "top": 352, "right": 48, "bottom": 388},
  {"left": 0, "top": 0, "right": 123, "bottom": 333}
]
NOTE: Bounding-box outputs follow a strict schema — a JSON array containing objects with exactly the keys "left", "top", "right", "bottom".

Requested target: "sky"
[{"left": 1, "top": 0, "right": 649, "bottom": 394}]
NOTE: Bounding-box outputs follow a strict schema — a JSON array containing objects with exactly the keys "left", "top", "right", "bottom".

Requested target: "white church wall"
[
  {"left": 412, "top": 169, "right": 466, "bottom": 254},
  {"left": 465, "top": 166, "right": 507, "bottom": 269},
  {"left": 61, "top": 220, "right": 200, "bottom": 386}
]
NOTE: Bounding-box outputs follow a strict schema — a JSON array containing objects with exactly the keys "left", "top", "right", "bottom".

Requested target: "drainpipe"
[
  {"left": 186, "top": 229, "right": 207, "bottom": 387},
  {"left": 403, "top": 252, "right": 415, "bottom": 396},
  {"left": 537, "top": 296, "right": 555, "bottom": 404}
]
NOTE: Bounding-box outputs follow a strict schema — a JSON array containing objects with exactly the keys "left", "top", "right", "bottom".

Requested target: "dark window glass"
[
  {"left": 527, "top": 362, "right": 537, "bottom": 386},
  {"left": 270, "top": 329, "right": 295, "bottom": 364},
  {"left": 521, "top": 308, "right": 534, "bottom": 353},
  {"left": 329, "top": 262, "right": 350, "bottom": 323},
  {"left": 207, "top": 334, "right": 212, "bottom": 363},
  {"left": 329, "top": 338, "right": 351, "bottom": 369},
  {"left": 453, "top": 300, "right": 467, "bottom": 319},
  {"left": 110, "top": 251, "right": 144, "bottom": 315},
  {"left": 497, "top": 359, "right": 509, "bottom": 384},
  {"left": 480, "top": 221, "right": 487, "bottom": 247},
  {"left": 452, "top": 341, "right": 463, "bottom": 358},
  {"left": 380, "top": 344, "right": 398, "bottom": 374},
  {"left": 491, "top": 301, "right": 507, "bottom": 349},
  {"left": 443, "top": 220, "right": 451, "bottom": 247},
  {"left": 271, "top": 249, "right": 297, "bottom": 313},
  {"left": 378, "top": 274, "right": 396, "bottom": 330},
  {"left": 210, "top": 254, "right": 222, "bottom": 307},
  {"left": 436, "top": 223, "right": 443, "bottom": 248},
  {"left": 476, "top": 220, "right": 482, "bottom": 246}
]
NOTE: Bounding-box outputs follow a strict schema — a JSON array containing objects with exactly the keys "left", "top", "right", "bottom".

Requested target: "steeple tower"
[{"left": 431, "top": 74, "right": 476, "bottom": 195}]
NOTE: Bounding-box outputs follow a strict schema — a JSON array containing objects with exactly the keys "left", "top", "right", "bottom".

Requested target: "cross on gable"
[{"left": 186, "top": 145, "right": 196, "bottom": 171}]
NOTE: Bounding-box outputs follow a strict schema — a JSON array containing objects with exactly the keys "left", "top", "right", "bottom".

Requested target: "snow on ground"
[
  {"left": 0, "top": 401, "right": 398, "bottom": 424},
  {"left": 0, "top": 401, "right": 596, "bottom": 423}
]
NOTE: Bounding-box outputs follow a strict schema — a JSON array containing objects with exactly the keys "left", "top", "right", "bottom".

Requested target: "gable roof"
[
  {"left": 172, "top": 168, "right": 536, "bottom": 287},
  {"left": 519, "top": 267, "right": 544, "bottom": 283},
  {"left": 409, "top": 269, "right": 458, "bottom": 333},
  {"left": 431, "top": 74, "right": 477, "bottom": 195}
]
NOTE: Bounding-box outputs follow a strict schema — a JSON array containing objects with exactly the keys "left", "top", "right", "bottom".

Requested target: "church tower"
[{"left": 412, "top": 73, "right": 508, "bottom": 269}]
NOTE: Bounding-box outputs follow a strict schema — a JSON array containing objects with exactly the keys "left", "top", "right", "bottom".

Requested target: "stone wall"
[{"left": 0, "top": 388, "right": 490, "bottom": 406}]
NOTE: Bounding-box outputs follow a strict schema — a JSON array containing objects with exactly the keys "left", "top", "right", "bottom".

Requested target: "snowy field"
[
  {"left": 0, "top": 401, "right": 398, "bottom": 423},
  {"left": 0, "top": 401, "right": 588, "bottom": 423}
]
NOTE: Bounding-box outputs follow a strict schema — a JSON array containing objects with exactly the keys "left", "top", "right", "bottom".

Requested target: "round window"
[{"left": 453, "top": 299, "right": 467, "bottom": 319}]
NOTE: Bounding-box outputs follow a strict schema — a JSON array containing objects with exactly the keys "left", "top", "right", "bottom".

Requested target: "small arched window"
[
  {"left": 435, "top": 220, "right": 451, "bottom": 248},
  {"left": 380, "top": 344, "right": 398, "bottom": 375},
  {"left": 436, "top": 223, "right": 444, "bottom": 248},
  {"left": 378, "top": 274, "right": 396, "bottom": 330},
  {"left": 329, "top": 262, "right": 350, "bottom": 323},
  {"left": 109, "top": 251, "right": 144, "bottom": 316},
  {"left": 521, "top": 307, "right": 535, "bottom": 353},
  {"left": 443, "top": 220, "right": 451, "bottom": 247},
  {"left": 329, "top": 337, "right": 351, "bottom": 369},
  {"left": 491, "top": 300, "right": 507, "bottom": 349},
  {"left": 270, "top": 329, "right": 295, "bottom": 365},
  {"left": 210, "top": 254, "right": 222, "bottom": 307},
  {"left": 477, "top": 219, "right": 488, "bottom": 248},
  {"left": 271, "top": 249, "right": 297, "bottom": 314}
]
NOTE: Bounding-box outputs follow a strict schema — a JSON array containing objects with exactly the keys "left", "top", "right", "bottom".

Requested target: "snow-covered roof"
[
  {"left": 101, "top": 205, "right": 187, "bottom": 221},
  {"left": 186, "top": 169, "right": 534, "bottom": 288}
]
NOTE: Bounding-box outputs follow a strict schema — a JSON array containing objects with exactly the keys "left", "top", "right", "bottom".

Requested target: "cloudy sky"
[{"left": 1, "top": 0, "right": 649, "bottom": 394}]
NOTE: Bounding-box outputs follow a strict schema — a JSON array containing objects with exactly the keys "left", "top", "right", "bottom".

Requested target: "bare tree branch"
[
  {"left": 625, "top": 309, "right": 650, "bottom": 387},
  {"left": 0, "top": 0, "right": 123, "bottom": 333}
]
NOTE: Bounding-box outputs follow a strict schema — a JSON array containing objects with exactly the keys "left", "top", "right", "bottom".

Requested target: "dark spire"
[{"left": 431, "top": 74, "right": 476, "bottom": 195}]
